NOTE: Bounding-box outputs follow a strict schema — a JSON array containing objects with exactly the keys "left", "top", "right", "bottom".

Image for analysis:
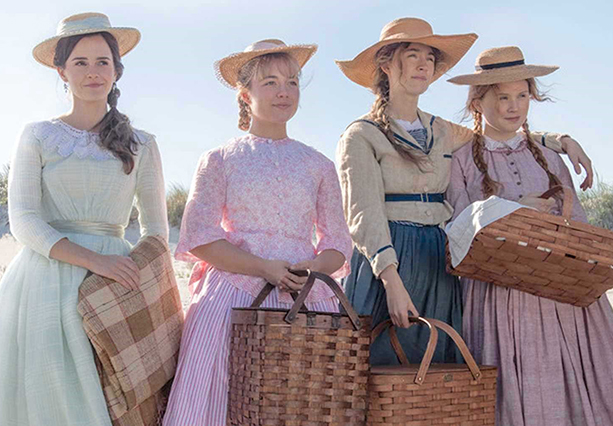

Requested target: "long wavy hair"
[
  {"left": 54, "top": 31, "right": 138, "bottom": 174},
  {"left": 369, "top": 42, "right": 442, "bottom": 165},
  {"left": 466, "top": 78, "right": 561, "bottom": 197},
  {"left": 235, "top": 52, "right": 301, "bottom": 131}
]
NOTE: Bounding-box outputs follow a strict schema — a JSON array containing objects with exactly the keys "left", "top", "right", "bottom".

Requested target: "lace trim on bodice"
[{"left": 33, "top": 119, "right": 116, "bottom": 161}]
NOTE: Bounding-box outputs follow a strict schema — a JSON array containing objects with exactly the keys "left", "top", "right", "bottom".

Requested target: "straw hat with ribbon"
[
  {"left": 215, "top": 39, "right": 317, "bottom": 89},
  {"left": 447, "top": 46, "right": 559, "bottom": 86},
  {"left": 33, "top": 12, "right": 141, "bottom": 68},
  {"left": 336, "top": 17, "right": 478, "bottom": 89}
]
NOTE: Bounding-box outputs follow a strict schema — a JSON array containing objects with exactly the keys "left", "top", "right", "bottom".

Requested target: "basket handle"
[
  {"left": 371, "top": 316, "right": 482, "bottom": 385},
  {"left": 250, "top": 270, "right": 362, "bottom": 330},
  {"left": 539, "top": 185, "right": 573, "bottom": 219}
]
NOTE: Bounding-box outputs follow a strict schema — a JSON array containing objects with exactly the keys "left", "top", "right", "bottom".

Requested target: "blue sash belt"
[{"left": 385, "top": 193, "right": 445, "bottom": 203}]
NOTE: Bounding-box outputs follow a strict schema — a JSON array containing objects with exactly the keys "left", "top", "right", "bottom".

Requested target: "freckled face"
[
  {"left": 58, "top": 34, "right": 116, "bottom": 103},
  {"left": 385, "top": 42, "right": 436, "bottom": 97},
  {"left": 476, "top": 80, "right": 531, "bottom": 137},
  {"left": 243, "top": 58, "right": 300, "bottom": 125}
]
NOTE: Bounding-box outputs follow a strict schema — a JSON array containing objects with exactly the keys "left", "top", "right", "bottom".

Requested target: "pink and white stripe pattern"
[{"left": 162, "top": 270, "right": 338, "bottom": 426}]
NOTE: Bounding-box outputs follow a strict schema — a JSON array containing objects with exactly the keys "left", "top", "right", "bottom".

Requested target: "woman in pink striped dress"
[{"left": 162, "top": 39, "right": 353, "bottom": 426}]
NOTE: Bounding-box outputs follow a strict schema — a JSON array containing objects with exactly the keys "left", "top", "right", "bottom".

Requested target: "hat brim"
[
  {"left": 32, "top": 27, "right": 141, "bottom": 68},
  {"left": 215, "top": 44, "right": 317, "bottom": 89},
  {"left": 335, "top": 32, "right": 478, "bottom": 89},
  {"left": 447, "top": 64, "right": 559, "bottom": 85}
]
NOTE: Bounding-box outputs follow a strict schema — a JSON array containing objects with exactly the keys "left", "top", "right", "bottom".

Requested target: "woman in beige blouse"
[{"left": 335, "top": 17, "right": 593, "bottom": 365}]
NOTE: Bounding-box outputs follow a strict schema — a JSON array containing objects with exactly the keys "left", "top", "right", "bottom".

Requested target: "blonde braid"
[
  {"left": 471, "top": 111, "right": 501, "bottom": 197},
  {"left": 237, "top": 94, "right": 251, "bottom": 131},
  {"left": 522, "top": 121, "right": 562, "bottom": 189}
]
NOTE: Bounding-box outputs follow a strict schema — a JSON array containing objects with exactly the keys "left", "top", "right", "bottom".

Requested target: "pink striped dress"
[{"left": 162, "top": 134, "right": 353, "bottom": 426}]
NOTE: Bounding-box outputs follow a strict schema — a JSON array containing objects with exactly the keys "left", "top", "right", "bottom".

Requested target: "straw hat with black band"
[
  {"left": 215, "top": 39, "right": 317, "bottom": 89},
  {"left": 33, "top": 12, "right": 141, "bottom": 68},
  {"left": 336, "top": 17, "right": 478, "bottom": 89},
  {"left": 447, "top": 46, "right": 559, "bottom": 86}
]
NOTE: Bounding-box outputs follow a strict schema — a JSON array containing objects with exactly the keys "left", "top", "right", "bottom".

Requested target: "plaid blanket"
[{"left": 77, "top": 236, "right": 184, "bottom": 425}]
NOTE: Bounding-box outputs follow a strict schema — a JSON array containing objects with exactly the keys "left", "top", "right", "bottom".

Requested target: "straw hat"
[
  {"left": 215, "top": 39, "right": 317, "bottom": 88},
  {"left": 447, "top": 46, "right": 558, "bottom": 85},
  {"left": 33, "top": 12, "right": 141, "bottom": 68},
  {"left": 335, "top": 17, "right": 478, "bottom": 89}
]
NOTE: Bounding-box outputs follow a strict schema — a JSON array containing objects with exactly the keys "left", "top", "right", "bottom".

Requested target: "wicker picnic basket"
[
  {"left": 368, "top": 317, "right": 497, "bottom": 425},
  {"left": 228, "top": 270, "right": 372, "bottom": 426},
  {"left": 447, "top": 185, "right": 613, "bottom": 307}
]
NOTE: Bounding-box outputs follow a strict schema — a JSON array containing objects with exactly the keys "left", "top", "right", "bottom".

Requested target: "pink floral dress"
[{"left": 163, "top": 134, "right": 353, "bottom": 426}]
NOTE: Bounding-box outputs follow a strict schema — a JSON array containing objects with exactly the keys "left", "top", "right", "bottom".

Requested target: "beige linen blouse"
[{"left": 336, "top": 109, "right": 564, "bottom": 277}]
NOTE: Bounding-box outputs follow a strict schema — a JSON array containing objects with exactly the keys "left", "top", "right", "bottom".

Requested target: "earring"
[{"left": 63, "top": 83, "right": 68, "bottom": 93}]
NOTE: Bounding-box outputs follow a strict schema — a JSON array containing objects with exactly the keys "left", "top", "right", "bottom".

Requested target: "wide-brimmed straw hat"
[
  {"left": 33, "top": 12, "right": 141, "bottom": 68},
  {"left": 335, "top": 17, "right": 478, "bottom": 89},
  {"left": 447, "top": 46, "right": 558, "bottom": 85},
  {"left": 215, "top": 39, "right": 317, "bottom": 89}
]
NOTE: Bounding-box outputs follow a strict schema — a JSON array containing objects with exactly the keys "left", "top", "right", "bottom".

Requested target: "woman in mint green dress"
[{"left": 0, "top": 13, "right": 167, "bottom": 425}]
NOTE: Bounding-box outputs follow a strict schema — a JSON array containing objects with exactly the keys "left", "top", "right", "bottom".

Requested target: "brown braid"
[
  {"left": 523, "top": 121, "right": 562, "bottom": 189},
  {"left": 368, "top": 42, "right": 441, "bottom": 165},
  {"left": 237, "top": 96, "right": 251, "bottom": 131},
  {"left": 465, "top": 78, "right": 556, "bottom": 197},
  {"left": 471, "top": 111, "right": 502, "bottom": 197}
]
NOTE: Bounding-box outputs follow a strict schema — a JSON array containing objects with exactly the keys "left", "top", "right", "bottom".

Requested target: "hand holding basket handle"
[
  {"left": 538, "top": 185, "right": 573, "bottom": 219},
  {"left": 371, "top": 315, "right": 482, "bottom": 385},
  {"left": 250, "top": 269, "right": 362, "bottom": 330}
]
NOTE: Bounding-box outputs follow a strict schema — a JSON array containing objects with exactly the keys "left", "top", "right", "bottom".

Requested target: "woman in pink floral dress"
[{"left": 162, "top": 40, "right": 353, "bottom": 426}]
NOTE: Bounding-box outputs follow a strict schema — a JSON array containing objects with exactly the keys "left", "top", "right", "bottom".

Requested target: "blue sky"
[{"left": 1, "top": 0, "right": 611, "bottom": 189}]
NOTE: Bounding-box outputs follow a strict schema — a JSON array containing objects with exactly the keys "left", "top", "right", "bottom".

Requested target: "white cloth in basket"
[{"left": 445, "top": 196, "right": 535, "bottom": 267}]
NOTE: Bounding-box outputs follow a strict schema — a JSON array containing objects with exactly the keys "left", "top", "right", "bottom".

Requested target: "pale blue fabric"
[{"left": 0, "top": 120, "right": 167, "bottom": 425}]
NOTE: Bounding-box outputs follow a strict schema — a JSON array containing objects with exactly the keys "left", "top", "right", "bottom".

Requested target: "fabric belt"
[
  {"left": 385, "top": 193, "right": 445, "bottom": 203},
  {"left": 49, "top": 220, "right": 125, "bottom": 238}
]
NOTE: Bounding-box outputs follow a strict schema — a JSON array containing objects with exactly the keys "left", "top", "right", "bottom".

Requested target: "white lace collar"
[
  {"left": 34, "top": 119, "right": 116, "bottom": 161},
  {"left": 483, "top": 133, "right": 525, "bottom": 151}
]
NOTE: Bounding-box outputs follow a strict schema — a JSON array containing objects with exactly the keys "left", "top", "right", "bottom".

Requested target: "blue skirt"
[{"left": 344, "top": 222, "right": 463, "bottom": 366}]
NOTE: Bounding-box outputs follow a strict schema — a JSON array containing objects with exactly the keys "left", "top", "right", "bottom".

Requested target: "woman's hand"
[
  {"left": 519, "top": 193, "right": 556, "bottom": 213},
  {"left": 262, "top": 259, "right": 305, "bottom": 292},
  {"left": 88, "top": 253, "right": 141, "bottom": 291},
  {"left": 380, "top": 266, "right": 419, "bottom": 328},
  {"left": 561, "top": 136, "right": 593, "bottom": 190}
]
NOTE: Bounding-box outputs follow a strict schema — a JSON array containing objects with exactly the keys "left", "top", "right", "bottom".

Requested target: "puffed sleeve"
[
  {"left": 175, "top": 149, "right": 228, "bottom": 263},
  {"left": 445, "top": 151, "right": 473, "bottom": 222},
  {"left": 314, "top": 159, "right": 353, "bottom": 279},
  {"left": 337, "top": 125, "right": 398, "bottom": 278},
  {"left": 8, "top": 124, "right": 65, "bottom": 258},
  {"left": 443, "top": 119, "right": 566, "bottom": 153},
  {"left": 134, "top": 135, "right": 169, "bottom": 241}
]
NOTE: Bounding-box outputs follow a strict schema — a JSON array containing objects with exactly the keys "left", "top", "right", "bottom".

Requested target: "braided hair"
[
  {"left": 54, "top": 32, "right": 138, "bottom": 174},
  {"left": 466, "top": 78, "right": 559, "bottom": 197}
]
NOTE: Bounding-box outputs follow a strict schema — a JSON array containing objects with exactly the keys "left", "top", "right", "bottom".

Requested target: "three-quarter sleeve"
[
  {"left": 446, "top": 153, "right": 474, "bottom": 222},
  {"left": 175, "top": 149, "right": 228, "bottom": 263},
  {"left": 337, "top": 127, "right": 398, "bottom": 277},
  {"left": 314, "top": 159, "right": 353, "bottom": 279},
  {"left": 134, "top": 136, "right": 169, "bottom": 242},
  {"left": 8, "top": 124, "right": 65, "bottom": 258}
]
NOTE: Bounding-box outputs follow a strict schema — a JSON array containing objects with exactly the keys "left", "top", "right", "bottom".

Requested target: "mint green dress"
[{"left": 0, "top": 119, "right": 168, "bottom": 425}]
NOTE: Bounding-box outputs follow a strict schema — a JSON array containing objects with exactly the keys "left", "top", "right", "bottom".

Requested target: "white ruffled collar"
[
  {"left": 34, "top": 119, "right": 116, "bottom": 160},
  {"left": 483, "top": 133, "right": 525, "bottom": 151}
]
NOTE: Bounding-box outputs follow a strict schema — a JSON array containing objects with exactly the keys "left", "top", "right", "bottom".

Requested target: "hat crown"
[
  {"left": 56, "top": 12, "right": 112, "bottom": 37},
  {"left": 244, "top": 39, "right": 287, "bottom": 53},
  {"left": 476, "top": 46, "right": 525, "bottom": 68},
  {"left": 380, "top": 17, "right": 433, "bottom": 42}
]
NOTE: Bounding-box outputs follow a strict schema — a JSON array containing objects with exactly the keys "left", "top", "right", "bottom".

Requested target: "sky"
[{"left": 1, "top": 0, "right": 611, "bottom": 190}]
